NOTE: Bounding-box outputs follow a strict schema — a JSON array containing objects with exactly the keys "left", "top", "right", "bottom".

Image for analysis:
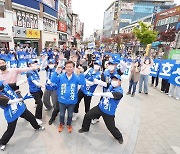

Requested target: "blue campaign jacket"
[
  {"left": 102, "top": 69, "right": 119, "bottom": 92},
  {"left": 7, "top": 53, "right": 17, "bottom": 61},
  {"left": 98, "top": 85, "right": 123, "bottom": 116},
  {"left": 51, "top": 72, "right": 86, "bottom": 104},
  {"left": 81, "top": 68, "right": 101, "bottom": 94},
  {"left": 17, "top": 51, "right": 25, "bottom": 60},
  {"left": 0, "top": 85, "right": 26, "bottom": 123},
  {"left": 26, "top": 70, "right": 41, "bottom": 93},
  {"left": 45, "top": 67, "right": 57, "bottom": 90}
]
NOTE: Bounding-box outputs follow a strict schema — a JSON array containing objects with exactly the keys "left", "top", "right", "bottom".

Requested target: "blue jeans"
[
  {"left": 59, "top": 103, "right": 75, "bottom": 126},
  {"left": 139, "top": 74, "right": 149, "bottom": 93},
  {"left": 128, "top": 80, "right": 138, "bottom": 94}
]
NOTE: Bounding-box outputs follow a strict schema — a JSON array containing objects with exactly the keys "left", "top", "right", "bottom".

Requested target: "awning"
[{"left": 0, "top": 35, "right": 12, "bottom": 42}]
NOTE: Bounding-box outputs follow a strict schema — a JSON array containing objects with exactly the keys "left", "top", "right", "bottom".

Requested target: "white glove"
[
  {"left": 86, "top": 80, "right": 94, "bottom": 86},
  {"left": 93, "top": 79, "right": 107, "bottom": 87},
  {"left": 8, "top": 98, "right": 23, "bottom": 104},
  {"left": 47, "top": 79, "right": 51, "bottom": 85},
  {"left": 16, "top": 79, "right": 27, "bottom": 86},
  {"left": 93, "top": 92, "right": 114, "bottom": 98},
  {"left": 32, "top": 80, "right": 44, "bottom": 88}
]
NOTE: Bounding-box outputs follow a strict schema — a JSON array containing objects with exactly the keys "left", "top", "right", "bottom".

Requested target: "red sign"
[
  {"left": 58, "top": 21, "right": 67, "bottom": 32},
  {"left": 0, "top": 27, "right": 6, "bottom": 31}
]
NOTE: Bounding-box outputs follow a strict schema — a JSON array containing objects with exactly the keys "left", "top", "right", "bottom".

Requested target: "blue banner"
[
  {"left": 169, "top": 64, "right": 180, "bottom": 87},
  {"left": 158, "top": 60, "right": 176, "bottom": 79},
  {"left": 10, "top": 60, "right": 18, "bottom": 68},
  {"left": 150, "top": 59, "right": 161, "bottom": 77},
  {"left": 18, "top": 60, "right": 27, "bottom": 68}
]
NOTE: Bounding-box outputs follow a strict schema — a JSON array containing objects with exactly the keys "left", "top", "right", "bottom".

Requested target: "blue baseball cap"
[
  {"left": 109, "top": 60, "right": 118, "bottom": 65},
  {"left": 48, "top": 59, "right": 55, "bottom": 64},
  {"left": 111, "top": 74, "right": 121, "bottom": 80},
  {"left": 94, "top": 60, "right": 102, "bottom": 66}
]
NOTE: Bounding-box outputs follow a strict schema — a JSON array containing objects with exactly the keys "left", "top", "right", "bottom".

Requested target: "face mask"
[
  {"left": 49, "top": 64, "right": 54, "bottom": 69},
  {"left": 1, "top": 51, "right": 5, "bottom": 54},
  {"left": 0, "top": 65, "right": 7, "bottom": 71},
  {"left": 93, "top": 64, "right": 100, "bottom": 71},
  {"left": 108, "top": 65, "right": 114, "bottom": 71},
  {"left": 54, "top": 52, "right": 58, "bottom": 55},
  {"left": 10, "top": 50, "right": 14, "bottom": 53},
  {"left": 145, "top": 61, "right": 149, "bottom": 65},
  {"left": 111, "top": 80, "right": 119, "bottom": 87}
]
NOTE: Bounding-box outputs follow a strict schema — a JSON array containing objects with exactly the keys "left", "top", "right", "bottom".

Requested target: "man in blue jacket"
[
  {"left": 51, "top": 60, "right": 85, "bottom": 133},
  {"left": 0, "top": 81, "right": 44, "bottom": 151},
  {"left": 78, "top": 74, "right": 124, "bottom": 144}
]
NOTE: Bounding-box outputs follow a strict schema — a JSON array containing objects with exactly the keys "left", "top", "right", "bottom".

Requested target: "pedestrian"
[
  {"left": 51, "top": 60, "right": 86, "bottom": 133},
  {"left": 0, "top": 81, "right": 45, "bottom": 151},
  {"left": 160, "top": 79, "right": 170, "bottom": 94},
  {"left": 26, "top": 60, "right": 44, "bottom": 125},
  {"left": 139, "top": 57, "right": 153, "bottom": 94},
  {"left": 168, "top": 84, "right": 180, "bottom": 100},
  {"left": 126, "top": 60, "right": 141, "bottom": 97},
  {"left": 72, "top": 60, "right": 102, "bottom": 121},
  {"left": 78, "top": 74, "right": 124, "bottom": 144}
]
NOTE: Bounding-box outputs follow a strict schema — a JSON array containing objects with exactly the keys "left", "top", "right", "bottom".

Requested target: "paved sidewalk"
[{"left": 0, "top": 72, "right": 179, "bottom": 154}]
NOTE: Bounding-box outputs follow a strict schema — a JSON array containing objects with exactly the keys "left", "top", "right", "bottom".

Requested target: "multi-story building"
[
  {"left": 103, "top": 0, "right": 119, "bottom": 38},
  {"left": 0, "top": 0, "right": 83, "bottom": 53}
]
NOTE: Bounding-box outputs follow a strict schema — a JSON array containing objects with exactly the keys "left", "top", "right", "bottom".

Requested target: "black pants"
[
  {"left": 161, "top": 79, "right": 170, "bottom": 93},
  {"left": 81, "top": 105, "right": 122, "bottom": 140},
  {"left": 31, "top": 90, "right": 43, "bottom": 119},
  {"left": 151, "top": 76, "right": 159, "bottom": 87},
  {"left": 50, "top": 101, "right": 59, "bottom": 121},
  {"left": 0, "top": 109, "right": 40, "bottom": 145},
  {"left": 74, "top": 89, "right": 92, "bottom": 114}
]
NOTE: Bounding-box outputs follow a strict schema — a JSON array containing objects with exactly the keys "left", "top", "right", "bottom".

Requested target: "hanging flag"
[{"left": 158, "top": 59, "right": 176, "bottom": 79}]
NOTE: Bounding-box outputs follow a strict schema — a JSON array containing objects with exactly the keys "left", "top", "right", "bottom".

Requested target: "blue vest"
[
  {"left": 51, "top": 72, "right": 86, "bottom": 104},
  {"left": 81, "top": 68, "right": 101, "bottom": 94},
  {"left": 0, "top": 85, "right": 26, "bottom": 123},
  {"left": 8, "top": 53, "right": 16, "bottom": 61},
  {"left": 103, "top": 69, "right": 119, "bottom": 92},
  {"left": 26, "top": 70, "right": 41, "bottom": 93},
  {"left": 17, "top": 51, "right": 25, "bottom": 60},
  {"left": 31, "top": 52, "right": 37, "bottom": 59},
  {"left": 24, "top": 52, "right": 31, "bottom": 62},
  {"left": 45, "top": 68, "right": 57, "bottom": 90},
  {"left": 98, "top": 86, "right": 123, "bottom": 115}
]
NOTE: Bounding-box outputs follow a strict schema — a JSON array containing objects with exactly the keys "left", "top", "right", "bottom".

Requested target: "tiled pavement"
[{"left": 0, "top": 71, "right": 179, "bottom": 154}]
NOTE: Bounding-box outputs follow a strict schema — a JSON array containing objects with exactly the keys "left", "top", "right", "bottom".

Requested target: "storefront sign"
[
  {"left": 58, "top": 21, "right": 67, "bottom": 32},
  {"left": 58, "top": 2, "right": 67, "bottom": 21},
  {"left": 13, "top": 9, "right": 38, "bottom": 29},
  {"left": 59, "top": 33, "right": 67, "bottom": 42},
  {"left": 43, "top": 17, "right": 56, "bottom": 32},
  {"left": 26, "top": 29, "right": 40, "bottom": 38},
  {"left": 13, "top": 27, "right": 26, "bottom": 38}
]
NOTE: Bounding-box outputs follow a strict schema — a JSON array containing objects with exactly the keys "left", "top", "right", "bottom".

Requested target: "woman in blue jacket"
[{"left": 0, "top": 81, "right": 44, "bottom": 151}]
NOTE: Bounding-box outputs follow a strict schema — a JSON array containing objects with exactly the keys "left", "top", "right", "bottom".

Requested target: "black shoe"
[
  {"left": 78, "top": 128, "right": 88, "bottom": 133},
  {"left": 48, "top": 119, "right": 54, "bottom": 125},
  {"left": 139, "top": 91, "right": 141, "bottom": 93},
  {"left": 145, "top": 93, "right": 148, "bottom": 95},
  {"left": 131, "top": 93, "right": 135, "bottom": 97},
  {"left": 126, "top": 92, "right": 131, "bottom": 95},
  {"left": 118, "top": 138, "right": 123, "bottom": 144}
]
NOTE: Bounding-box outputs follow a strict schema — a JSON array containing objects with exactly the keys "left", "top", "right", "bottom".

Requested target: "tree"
[{"left": 133, "top": 22, "right": 158, "bottom": 46}]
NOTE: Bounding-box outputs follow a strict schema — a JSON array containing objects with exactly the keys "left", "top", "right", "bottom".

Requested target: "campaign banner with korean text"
[
  {"left": 158, "top": 59, "right": 176, "bottom": 79},
  {"left": 169, "top": 64, "right": 180, "bottom": 87},
  {"left": 150, "top": 59, "right": 161, "bottom": 77}
]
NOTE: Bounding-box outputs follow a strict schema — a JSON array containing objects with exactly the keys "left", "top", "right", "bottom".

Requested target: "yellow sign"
[{"left": 26, "top": 29, "right": 40, "bottom": 39}]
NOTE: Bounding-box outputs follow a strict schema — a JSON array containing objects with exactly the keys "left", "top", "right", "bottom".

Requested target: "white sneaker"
[
  {"left": 91, "top": 119, "right": 99, "bottom": 124},
  {"left": 0, "top": 145, "right": 6, "bottom": 151},
  {"left": 168, "top": 94, "right": 172, "bottom": 97},
  {"left": 38, "top": 126, "right": 45, "bottom": 131},
  {"left": 36, "top": 119, "right": 43, "bottom": 125},
  {"left": 176, "top": 97, "right": 179, "bottom": 100},
  {"left": 72, "top": 113, "right": 78, "bottom": 121}
]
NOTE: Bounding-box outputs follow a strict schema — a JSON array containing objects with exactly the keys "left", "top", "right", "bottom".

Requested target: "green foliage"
[{"left": 133, "top": 22, "right": 158, "bottom": 45}]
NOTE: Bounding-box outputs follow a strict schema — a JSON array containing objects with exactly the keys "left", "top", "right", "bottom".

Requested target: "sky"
[
  {"left": 72, "top": 0, "right": 180, "bottom": 39},
  {"left": 72, "top": 0, "right": 114, "bottom": 38}
]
